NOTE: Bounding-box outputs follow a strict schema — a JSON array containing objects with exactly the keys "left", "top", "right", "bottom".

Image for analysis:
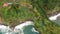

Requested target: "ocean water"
[
  {"left": 0, "top": 21, "right": 39, "bottom": 34},
  {"left": 23, "top": 25, "right": 39, "bottom": 34}
]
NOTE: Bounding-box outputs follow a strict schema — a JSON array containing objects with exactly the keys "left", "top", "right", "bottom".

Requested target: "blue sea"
[{"left": 0, "top": 21, "right": 39, "bottom": 34}]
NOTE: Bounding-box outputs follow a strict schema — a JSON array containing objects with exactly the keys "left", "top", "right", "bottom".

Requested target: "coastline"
[
  {"left": 0, "top": 21, "right": 39, "bottom": 34},
  {"left": 0, "top": 13, "right": 60, "bottom": 34},
  {"left": 49, "top": 13, "right": 60, "bottom": 21},
  {"left": 47, "top": 10, "right": 60, "bottom": 17},
  {"left": 0, "top": 18, "right": 33, "bottom": 29},
  {"left": 0, "top": 12, "right": 60, "bottom": 28},
  {"left": 0, "top": 9, "right": 60, "bottom": 34}
]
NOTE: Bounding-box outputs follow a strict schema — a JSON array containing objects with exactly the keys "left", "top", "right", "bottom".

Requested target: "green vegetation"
[
  {"left": 0, "top": 0, "right": 60, "bottom": 34},
  {"left": 30, "top": 0, "right": 60, "bottom": 34}
]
